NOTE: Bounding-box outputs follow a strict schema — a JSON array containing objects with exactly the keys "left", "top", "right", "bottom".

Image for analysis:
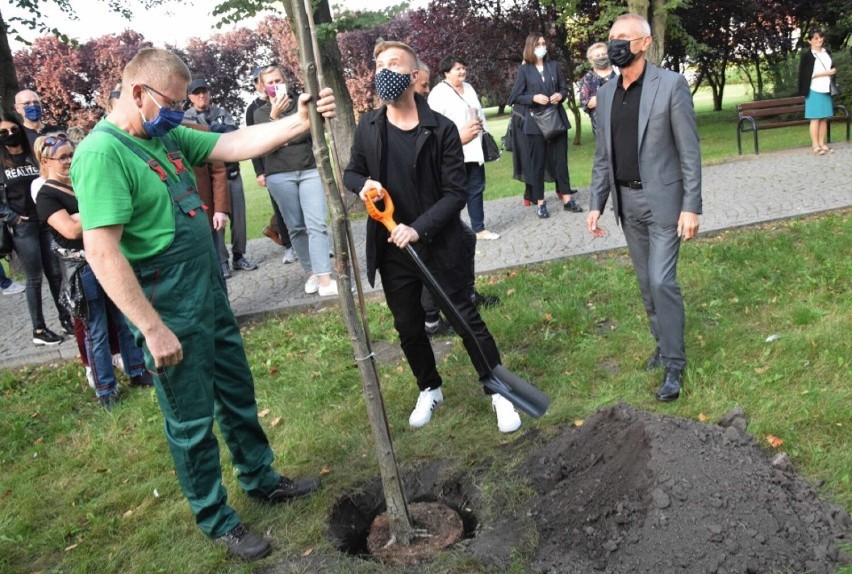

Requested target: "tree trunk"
[
  {"left": 0, "top": 10, "right": 21, "bottom": 115},
  {"left": 288, "top": 0, "right": 416, "bottom": 547},
  {"left": 281, "top": 0, "right": 354, "bottom": 171},
  {"left": 627, "top": 0, "right": 667, "bottom": 65}
]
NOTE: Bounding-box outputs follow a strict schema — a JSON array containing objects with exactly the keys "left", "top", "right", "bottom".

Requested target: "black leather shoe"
[
  {"left": 656, "top": 368, "right": 683, "bottom": 402},
  {"left": 645, "top": 347, "right": 663, "bottom": 372},
  {"left": 214, "top": 523, "right": 271, "bottom": 562},
  {"left": 251, "top": 475, "right": 321, "bottom": 504},
  {"left": 564, "top": 200, "right": 584, "bottom": 213},
  {"left": 537, "top": 203, "right": 549, "bottom": 218}
]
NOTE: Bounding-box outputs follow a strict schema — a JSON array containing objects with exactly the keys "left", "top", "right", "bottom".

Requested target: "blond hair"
[
  {"left": 34, "top": 133, "right": 74, "bottom": 178},
  {"left": 373, "top": 40, "right": 417, "bottom": 67},
  {"left": 122, "top": 48, "right": 191, "bottom": 90}
]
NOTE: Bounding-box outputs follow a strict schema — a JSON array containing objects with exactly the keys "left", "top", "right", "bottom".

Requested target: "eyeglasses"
[
  {"left": 0, "top": 126, "right": 21, "bottom": 137},
  {"left": 142, "top": 84, "right": 188, "bottom": 111},
  {"left": 17, "top": 100, "right": 39, "bottom": 107},
  {"left": 51, "top": 153, "right": 74, "bottom": 163}
]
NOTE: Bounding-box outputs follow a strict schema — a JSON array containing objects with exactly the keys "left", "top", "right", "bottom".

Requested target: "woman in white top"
[
  {"left": 797, "top": 30, "right": 837, "bottom": 155},
  {"left": 427, "top": 55, "right": 499, "bottom": 240}
]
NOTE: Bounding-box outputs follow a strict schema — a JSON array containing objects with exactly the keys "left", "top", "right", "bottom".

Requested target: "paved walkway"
[{"left": 2, "top": 144, "right": 850, "bottom": 369}]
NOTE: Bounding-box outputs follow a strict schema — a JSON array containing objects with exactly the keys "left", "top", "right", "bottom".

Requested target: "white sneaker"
[
  {"left": 85, "top": 366, "right": 95, "bottom": 389},
  {"left": 317, "top": 279, "right": 338, "bottom": 297},
  {"left": 476, "top": 230, "right": 501, "bottom": 240},
  {"left": 1, "top": 280, "right": 25, "bottom": 295},
  {"left": 111, "top": 353, "right": 124, "bottom": 372},
  {"left": 282, "top": 248, "right": 297, "bottom": 264},
  {"left": 409, "top": 387, "right": 444, "bottom": 428},
  {"left": 304, "top": 274, "right": 319, "bottom": 294},
  {"left": 492, "top": 394, "right": 521, "bottom": 433}
]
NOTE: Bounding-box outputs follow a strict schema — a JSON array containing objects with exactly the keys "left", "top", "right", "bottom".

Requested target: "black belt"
[{"left": 617, "top": 180, "right": 643, "bottom": 190}]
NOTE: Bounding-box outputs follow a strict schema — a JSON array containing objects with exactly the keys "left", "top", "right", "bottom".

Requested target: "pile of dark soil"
[
  {"left": 523, "top": 403, "right": 851, "bottom": 573},
  {"left": 290, "top": 403, "right": 849, "bottom": 574}
]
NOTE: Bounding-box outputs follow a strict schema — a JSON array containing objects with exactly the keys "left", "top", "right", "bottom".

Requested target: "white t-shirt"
[
  {"left": 811, "top": 51, "right": 833, "bottom": 94},
  {"left": 427, "top": 80, "right": 486, "bottom": 165}
]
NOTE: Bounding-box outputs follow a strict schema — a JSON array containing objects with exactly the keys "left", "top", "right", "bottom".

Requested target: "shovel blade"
[{"left": 484, "top": 364, "right": 550, "bottom": 419}]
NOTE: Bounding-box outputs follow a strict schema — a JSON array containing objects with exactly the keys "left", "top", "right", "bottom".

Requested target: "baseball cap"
[{"left": 187, "top": 78, "right": 210, "bottom": 94}]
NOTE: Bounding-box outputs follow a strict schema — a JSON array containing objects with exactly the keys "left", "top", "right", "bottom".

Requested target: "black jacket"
[
  {"left": 507, "top": 61, "right": 571, "bottom": 135},
  {"left": 343, "top": 93, "right": 468, "bottom": 289}
]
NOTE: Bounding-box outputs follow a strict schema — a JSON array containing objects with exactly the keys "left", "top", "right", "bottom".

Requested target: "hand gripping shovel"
[{"left": 364, "top": 189, "right": 549, "bottom": 418}]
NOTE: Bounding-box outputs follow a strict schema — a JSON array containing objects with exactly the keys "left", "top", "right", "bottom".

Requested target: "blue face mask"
[
  {"left": 140, "top": 90, "right": 185, "bottom": 138},
  {"left": 24, "top": 105, "right": 43, "bottom": 121},
  {"left": 375, "top": 68, "right": 411, "bottom": 102}
]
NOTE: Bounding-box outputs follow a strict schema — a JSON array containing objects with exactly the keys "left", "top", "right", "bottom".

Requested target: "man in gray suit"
[{"left": 586, "top": 13, "right": 702, "bottom": 402}]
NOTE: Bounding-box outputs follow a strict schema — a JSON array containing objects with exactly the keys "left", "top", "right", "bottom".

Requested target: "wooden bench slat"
[
  {"left": 741, "top": 105, "right": 805, "bottom": 118},
  {"left": 737, "top": 96, "right": 805, "bottom": 111}
]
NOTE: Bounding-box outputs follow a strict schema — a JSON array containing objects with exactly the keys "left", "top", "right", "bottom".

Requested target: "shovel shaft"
[{"left": 364, "top": 189, "right": 549, "bottom": 418}]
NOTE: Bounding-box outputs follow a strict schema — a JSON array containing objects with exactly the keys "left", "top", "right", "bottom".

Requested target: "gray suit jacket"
[{"left": 589, "top": 62, "right": 702, "bottom": 227}]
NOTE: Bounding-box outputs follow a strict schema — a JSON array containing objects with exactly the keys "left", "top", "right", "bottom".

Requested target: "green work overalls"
[{"left": 96, "top": 126, "right": 281, "bottom": 538}]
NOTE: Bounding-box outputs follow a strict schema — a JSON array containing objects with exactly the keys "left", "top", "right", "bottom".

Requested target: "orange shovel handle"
[{"left": 364, "top": 188, "right": 398, "bottom": 233}]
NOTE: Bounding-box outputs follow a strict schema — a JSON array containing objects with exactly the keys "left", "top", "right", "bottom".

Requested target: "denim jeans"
[
  {"left": 11, "top": 220, "right": 68, "bottom": 330},
  {"left": 266, "top": 169, "right": 331, "bottom": 276},
  {"left": 0, "top": 262, "right": 11, "bottom": 289},
  {"left": 80, "top": 265, "right": 145, "bottom": 396},
  {"left": 465, "top": 163, "right": 486, "bottom": 232}
]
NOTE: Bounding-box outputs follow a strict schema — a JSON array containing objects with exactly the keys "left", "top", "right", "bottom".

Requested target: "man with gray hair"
[
  {"left": 72, "top": 47, "right": 336, "bottom": 561},
  {"left": 587, "top": 13, "right": 702, "bottom": 403},
  {"left": 14, "top": 89, "right": 61, "bottom": 147},
  {"left": 184, "top": 78, "right": 259, "bottom": 275}
]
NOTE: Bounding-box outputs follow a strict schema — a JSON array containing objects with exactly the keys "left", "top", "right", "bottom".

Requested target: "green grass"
[{"left": 1, "top": 210, "right": 850, "bottom": 573}]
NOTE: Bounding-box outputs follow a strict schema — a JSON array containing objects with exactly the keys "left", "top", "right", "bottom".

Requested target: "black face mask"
[
  {"left": 608, "top": 39, "right": 636, "bottom": 68},
  {"left": 0, "top": 129, "right": 24, "bottom": 147}
]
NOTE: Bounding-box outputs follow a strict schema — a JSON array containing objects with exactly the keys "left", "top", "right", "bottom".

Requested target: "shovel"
[{"left": 364, "top": 189, "right": 549, "bottom": 419}]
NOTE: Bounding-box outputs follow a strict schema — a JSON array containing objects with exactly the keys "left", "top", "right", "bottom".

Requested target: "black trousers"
[
  {"left": 380, "top": 245, "right": 501, "bottom": 392},
  {"left": 525, "top": 132, "right": 571, "bottom": 202},
  {"left": 421, "top": 221, "right": 476, "bottom": 320}
]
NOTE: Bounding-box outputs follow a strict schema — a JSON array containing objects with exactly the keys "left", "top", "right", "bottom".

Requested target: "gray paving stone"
[{"left": 1, "top": 143, "right": 849, "bottom": 369}]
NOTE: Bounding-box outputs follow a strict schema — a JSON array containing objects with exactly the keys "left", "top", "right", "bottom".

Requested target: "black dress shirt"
[{"left": 611, "top": 67, "right": 645, "bottom": 183}]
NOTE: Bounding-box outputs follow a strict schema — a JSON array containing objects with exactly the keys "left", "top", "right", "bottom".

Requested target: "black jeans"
[
  {"left": 381, "top": 245, "right": 500, "bottom": 392},
  {"left": 11, "top": 220, "right": 69, "bottom": 331},
  {"left": 421, "top": 221, "right": 477, "bottom": 320}
]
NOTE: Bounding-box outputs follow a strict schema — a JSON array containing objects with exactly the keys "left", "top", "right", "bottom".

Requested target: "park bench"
[{"left": 736, "top": 96, "right": 850, "bottom": 154}]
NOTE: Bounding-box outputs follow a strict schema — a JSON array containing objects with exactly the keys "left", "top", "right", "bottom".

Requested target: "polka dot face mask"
[{"left": 375, "top": 68, "right": 412, "bottom": 102}]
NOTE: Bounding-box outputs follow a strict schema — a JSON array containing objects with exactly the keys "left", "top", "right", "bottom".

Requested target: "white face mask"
[{"left": 534, "top": 46, "right": 547, "bottom": 59}]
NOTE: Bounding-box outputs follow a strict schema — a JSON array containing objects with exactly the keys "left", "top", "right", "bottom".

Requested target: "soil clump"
[{"left": 524, "top": 403, "right": 851, "bottom": 573}]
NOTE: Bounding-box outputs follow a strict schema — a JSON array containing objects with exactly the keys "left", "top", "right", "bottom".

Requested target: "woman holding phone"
[{"left": 253, "top": 65, "right": 337, "bottom": 297}]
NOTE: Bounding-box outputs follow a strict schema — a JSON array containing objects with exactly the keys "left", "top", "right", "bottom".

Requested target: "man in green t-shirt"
[{"left": 71, "top": 47, "right": 336, "bottom": 562}]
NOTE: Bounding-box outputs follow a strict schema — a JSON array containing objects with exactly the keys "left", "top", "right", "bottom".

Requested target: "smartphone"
[{"left": 274, "top": 83, "right": 288, "bottom": 100}]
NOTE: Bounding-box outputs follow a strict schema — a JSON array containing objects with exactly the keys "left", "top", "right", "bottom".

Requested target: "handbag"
[
  {"left": 55, "top": 248, "right": 89, "bottom": 322},
  {"left": 481, "top": 131, "right": 501, "bottom": 162},
  {"left": 829, "top": 77, "right": 841, "bottom": 97},
  {"left": 501, "top": 120, "right": 514, "bottom": 153},
  {"left": 530, "top": 106, "right": 567, "bottom": 140}
]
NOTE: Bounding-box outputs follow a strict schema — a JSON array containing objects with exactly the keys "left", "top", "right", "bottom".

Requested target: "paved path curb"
[{"left": 2, "top": 144, "right": 850, "bottom": 369}]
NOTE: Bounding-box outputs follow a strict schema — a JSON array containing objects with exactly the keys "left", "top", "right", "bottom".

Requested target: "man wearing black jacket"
[{"left": 343, "top": 41, "right": 521, "bottom": 433}]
